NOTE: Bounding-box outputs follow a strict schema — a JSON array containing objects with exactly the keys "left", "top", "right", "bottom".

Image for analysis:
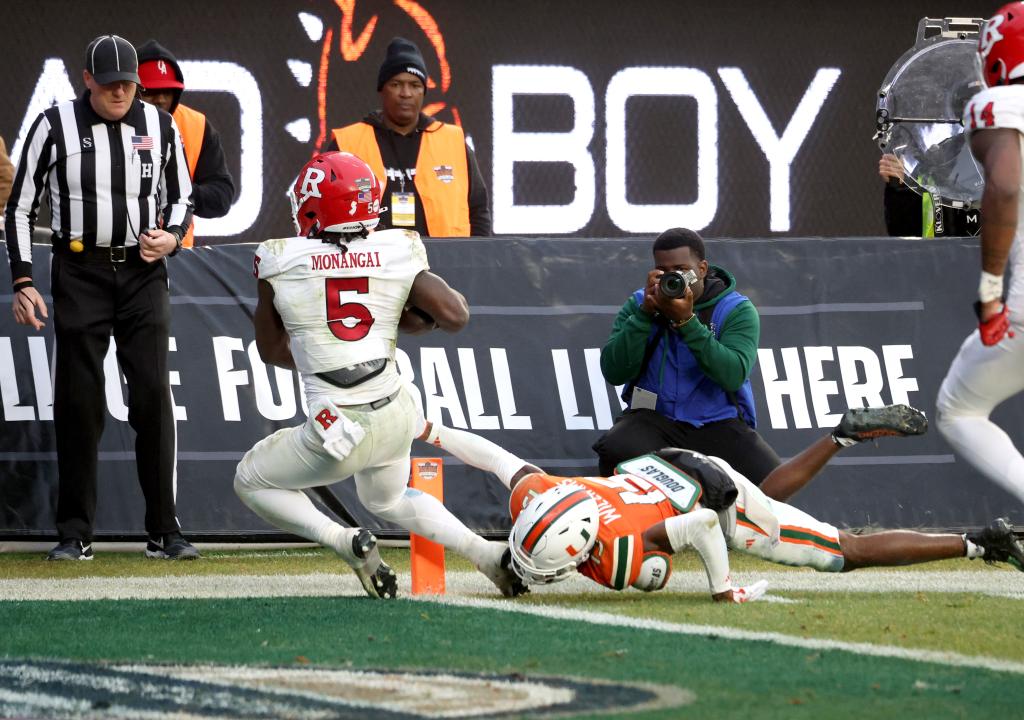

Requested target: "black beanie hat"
[{"left": 376, "top": 37, "right": 427, "bottom": 91}]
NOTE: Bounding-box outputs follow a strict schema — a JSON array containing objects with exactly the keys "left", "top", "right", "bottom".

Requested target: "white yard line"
[{"left": 0, "top": 568, "right": 1020, "bottom": 601}]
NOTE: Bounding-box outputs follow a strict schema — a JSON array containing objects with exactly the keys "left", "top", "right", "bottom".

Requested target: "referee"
[{"left": 5, "top": 34, "right": 198, "bottom": 561}]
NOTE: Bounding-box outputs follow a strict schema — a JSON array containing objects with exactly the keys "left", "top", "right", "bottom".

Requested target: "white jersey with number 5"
[
  {"left": 963, "top": 85, "right": 1024, "bottom": 309},
  {"left": 254, "top": 228, "right": 429, "bottom": 404}
]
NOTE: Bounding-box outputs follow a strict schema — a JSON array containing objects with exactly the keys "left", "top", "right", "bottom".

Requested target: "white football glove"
[{"left": 719, "top": 579, "right": 768, "bottom": 604}]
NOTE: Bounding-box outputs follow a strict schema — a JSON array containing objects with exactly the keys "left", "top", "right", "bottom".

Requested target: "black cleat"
[
  {"left": 145, "top": 532, "right": 201, "bottom": 560},
  {"left": 500, "top": 548, "right": 530, "bottom": 598},
  {"left": 351, "top": 529, "right": 397, "bottom": 599},
  {"left": 477, "top": 543, "right": 530, "bottom": 598},
  {"left": 832, "top": 404, "right": 928, "bottom": 447},
  {"left": 967, "top": 518, "right": 1024, "bottom": 571},
  {"left": 46, "top": 539, "right": 93, "bottom": 561}
]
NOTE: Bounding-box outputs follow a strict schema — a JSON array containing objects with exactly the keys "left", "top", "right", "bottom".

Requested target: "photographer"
[{"left": 593, "top": 228, "right": 780, "bottom": 484}]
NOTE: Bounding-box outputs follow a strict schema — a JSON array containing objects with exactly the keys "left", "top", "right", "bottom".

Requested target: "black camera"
[{"left": 658, "top": 269, "right": 698, "bottom": 299}]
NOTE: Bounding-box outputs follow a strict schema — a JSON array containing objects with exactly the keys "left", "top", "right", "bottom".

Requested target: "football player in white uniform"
[
  {"left": 937, "top": 3, "right": 1024, "bottom": 509},
  {"left": 234, "top": 151, "right": 526, "bottom": 599}
]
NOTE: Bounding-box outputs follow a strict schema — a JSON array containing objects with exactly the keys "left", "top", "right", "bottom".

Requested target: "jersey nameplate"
[{"left": 615, "top": 455, "right": 702, "bottom": 513}]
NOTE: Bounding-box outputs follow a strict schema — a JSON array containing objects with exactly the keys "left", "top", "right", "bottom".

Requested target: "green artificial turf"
[{"left": 1, "top": 596, "right": 1020, "bottom": 720}]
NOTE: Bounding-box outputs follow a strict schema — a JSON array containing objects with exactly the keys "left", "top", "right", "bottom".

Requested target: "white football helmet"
[{"left": 508, "top": 483, "right": 599, "bottom": 585}]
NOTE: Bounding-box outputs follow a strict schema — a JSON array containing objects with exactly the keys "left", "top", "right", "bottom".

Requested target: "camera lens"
[{"left": 659, "top": 271, "right": 685, "bottom": 299}]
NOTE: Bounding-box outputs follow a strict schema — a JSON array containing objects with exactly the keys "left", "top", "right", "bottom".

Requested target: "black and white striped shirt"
[{"left": 4, "top": 92, "right": 193, "bottom": 280}]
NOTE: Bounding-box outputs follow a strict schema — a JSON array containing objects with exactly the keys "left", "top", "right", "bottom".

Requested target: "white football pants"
[
  {"left": 233, "top": 386, "right": 490, "bottom": 563},
  {"left": 721, "top": 475, "right": 845, "bottom": 572},
  {"left": 936, "top": 325, "right": 1024, "bottom": 508}
]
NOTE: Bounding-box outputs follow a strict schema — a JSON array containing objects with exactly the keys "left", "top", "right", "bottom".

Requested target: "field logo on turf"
[{"left": 0, "top": 660, "right": 694, "bottom": 718}]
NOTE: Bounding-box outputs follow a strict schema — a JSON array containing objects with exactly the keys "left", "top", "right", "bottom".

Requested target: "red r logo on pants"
[{"left": 315, "top": 409, "right": 338, "bottom": 430}]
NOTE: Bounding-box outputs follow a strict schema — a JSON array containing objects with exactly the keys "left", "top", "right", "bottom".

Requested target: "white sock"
[
  {"left": 962, "top": 534, "right": 985, "bottom": 559},
  {"left": 236, "top": 485, "right": 353, "bottom": 556},
  {"left": 665, "top": 508, "right": 732, "bottom": 594},
  {"left": 322, "top": 524, "right": 362, "bottom": 563},
  {"left": 420, "top": 422, "right": 529, "bottom": 490},
  {"left": 373, "top": 488, "right": 490, "bottom": 565}
]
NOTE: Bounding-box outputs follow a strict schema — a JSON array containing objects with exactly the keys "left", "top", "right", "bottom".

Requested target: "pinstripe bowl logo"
[
  {"left": 0, "top": 660, "right": 693, "bottom": 718},
  {"left": 415, "top": 460, "right": 440, "bottom": 481}
]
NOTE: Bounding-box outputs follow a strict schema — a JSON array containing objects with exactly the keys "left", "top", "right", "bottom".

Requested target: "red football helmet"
[
  {"left": 979, "top": 3, "right": 1024, "bottom": 86},
  {"left": 291, "top": 151, "right": 382, "bottom": 237}
]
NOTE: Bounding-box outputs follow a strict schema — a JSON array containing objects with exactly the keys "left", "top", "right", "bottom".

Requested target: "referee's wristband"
[
  {"left": 13, "top": 279, "right": 33, "bottom": 293},
  {"left": 168, "top": 228, "right": 184, "bottom": 257},
  {"left": 979, "top": 271, "right": 1004, "bottom": 304}
]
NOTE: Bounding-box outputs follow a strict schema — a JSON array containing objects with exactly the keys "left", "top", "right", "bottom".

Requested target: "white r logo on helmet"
[
  {"left": 980, "top": 14, "right": 1006, "bottom": 59},
  {"left": 297, "top": 167, "right": 327, "bottom": 205}
]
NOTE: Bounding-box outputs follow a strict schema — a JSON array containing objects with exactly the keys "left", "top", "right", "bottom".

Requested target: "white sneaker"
[{"left": 476, "top": 541, "right": 529, "bottom": 598}]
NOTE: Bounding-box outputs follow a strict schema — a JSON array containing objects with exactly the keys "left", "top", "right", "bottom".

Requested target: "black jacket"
[{"left": 136, "top": 39, "right": 236, "bottom": 224}]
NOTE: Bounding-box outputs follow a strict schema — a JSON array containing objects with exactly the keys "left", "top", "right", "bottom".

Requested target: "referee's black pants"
[
  {"left": 593, "top": 409, "right": 782, "bottom": 485},
  {"left": 51, "top": 250, "right": 178, "bottom": 542}
]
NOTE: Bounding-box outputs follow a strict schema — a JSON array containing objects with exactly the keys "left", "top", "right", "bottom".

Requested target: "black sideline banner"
[
  {"left": 0, "top": 0, "right": 994, "bottom": 243},
  {"left": 2, "top": 237, "right": 1022, "bottom": 539}
]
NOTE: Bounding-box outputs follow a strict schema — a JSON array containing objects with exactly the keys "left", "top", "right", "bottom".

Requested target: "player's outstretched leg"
[
  {"left": 966, "top": 517, "right": 1024, "bottom": 571},
  {"left": 337, "top": 528, "right": 398, "bottom": 599},
  {"left": 840, "top": 517, "right": 1024, "bottom": 572},
  {"left": 831, "top": 404, "right": 929, "bottom": 447}
]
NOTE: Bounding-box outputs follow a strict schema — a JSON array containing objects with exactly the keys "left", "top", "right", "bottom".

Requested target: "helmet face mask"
[
  {"left": 979, "top": 4, "right": 1024, "bottom": 87},
  {"left": 288, "top": 187, "right": 302, "bottom": 236},
  {"left": 508, "top": 483, "right": 599, "bottom": 586},
  {"left": 291, "top": 151, "right": 382, "bottom": 238}
]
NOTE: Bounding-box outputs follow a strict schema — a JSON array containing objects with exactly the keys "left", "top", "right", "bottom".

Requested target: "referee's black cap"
[{"left": 85, "top": 35, "right": 140, "bottom": 85}]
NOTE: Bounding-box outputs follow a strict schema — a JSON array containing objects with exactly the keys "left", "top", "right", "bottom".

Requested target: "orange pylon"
[{"left": 409, "top": 457, "right": 446, "bottom": 594}]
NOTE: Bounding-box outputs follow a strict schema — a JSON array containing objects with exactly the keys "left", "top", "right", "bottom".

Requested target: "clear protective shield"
[{"left": 875, "top": 19, "right": 987, "bottom": 208}]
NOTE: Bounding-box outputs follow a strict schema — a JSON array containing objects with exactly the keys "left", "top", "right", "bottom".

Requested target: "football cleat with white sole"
[
  {"left": 478, "top": 542, "right": 530, "bottom": 598},
  {"left": 831, "top": 404, "right": 928, "bottom": 447},
  {"left": 349, "top": 529, "right": 398, "bottom": 599}
]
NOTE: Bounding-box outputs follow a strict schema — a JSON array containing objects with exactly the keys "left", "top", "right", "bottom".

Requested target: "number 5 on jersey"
[{"left": 326, "top": 277, "right": 374, "bottom": 341}]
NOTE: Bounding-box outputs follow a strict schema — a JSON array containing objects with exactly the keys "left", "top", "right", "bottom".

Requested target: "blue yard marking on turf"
[{"left": 0, "top": 660, "right": 690, "bottom": 719}]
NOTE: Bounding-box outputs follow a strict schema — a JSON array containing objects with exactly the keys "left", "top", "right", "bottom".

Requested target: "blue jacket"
[{"left": 601, "top": 265, "right": 760, "bottom": 428}]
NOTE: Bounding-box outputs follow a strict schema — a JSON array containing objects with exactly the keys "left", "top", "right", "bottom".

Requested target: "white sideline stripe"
[
  {"left": 432, "top": 596, "right": 1024, "bottom": 677},
  {"left": 0, "top": 569, "right": 1021, "bottom": 601}
]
